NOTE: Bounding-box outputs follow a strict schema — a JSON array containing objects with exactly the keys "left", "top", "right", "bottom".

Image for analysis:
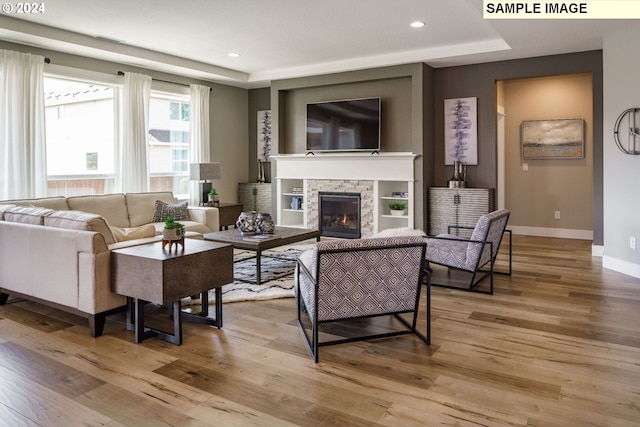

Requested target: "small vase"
[
  {"left": 390, "top": 209, "right": 406, "bottom": 217},
  {"left": 235, "top": 211, "right": 257, "bottom": 235},
  {"left": 255, "top": 213, "right": 274, "bottom": 234}
]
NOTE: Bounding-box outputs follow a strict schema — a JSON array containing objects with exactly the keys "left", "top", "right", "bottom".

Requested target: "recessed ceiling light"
[
  {"left": 228, "top": 53, "right": 241, "bottom": 57},
  {"left": 410, "top": 21, "right": 425, "bottom": 28}
]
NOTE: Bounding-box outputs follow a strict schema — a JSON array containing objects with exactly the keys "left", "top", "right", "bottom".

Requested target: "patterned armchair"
[
  {"left": 296, "top": 236, "right": 429, "bottom": 363},
  {"left": 425, "top": 209, "right": 511, "bottom": 295}
]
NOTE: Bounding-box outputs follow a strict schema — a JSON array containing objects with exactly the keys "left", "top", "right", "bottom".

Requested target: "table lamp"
[{"left": 190, "top": 162, "right": 221, "bottom": 206}]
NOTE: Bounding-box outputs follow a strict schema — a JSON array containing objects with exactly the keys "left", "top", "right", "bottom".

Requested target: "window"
[
  {"left": 148, "top": 93, "right": 191, "bottom": 198},
  {"left": 43, "top": 72, "right": 191, "bottom": 198},
  {"left": 169, "top": 101, "right": 190, "bottom": 121},
  {"left": 44, "top": 76, "right": 117, "bottom": 196}
]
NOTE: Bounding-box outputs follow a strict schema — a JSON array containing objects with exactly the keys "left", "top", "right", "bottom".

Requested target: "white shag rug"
[{"left": 182, "top": 243, "right": 313, "bottom": 305}]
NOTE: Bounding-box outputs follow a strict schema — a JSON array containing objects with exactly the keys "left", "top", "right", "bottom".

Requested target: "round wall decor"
[{"left": 613, "top": 108, "right": 640, "bottom": 155}]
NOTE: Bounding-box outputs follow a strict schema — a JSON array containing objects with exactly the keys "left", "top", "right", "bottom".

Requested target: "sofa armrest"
[
  {"left": 0, "top": 221, "right": 124, "bottom": 314},
  {"left": 188, "top": 206, "right": 219, "bottom": 232}
]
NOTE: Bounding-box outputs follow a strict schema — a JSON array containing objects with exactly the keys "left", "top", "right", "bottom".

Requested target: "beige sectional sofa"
[{"left": 0, "top": 191, "right": 220, "bottom": 337}]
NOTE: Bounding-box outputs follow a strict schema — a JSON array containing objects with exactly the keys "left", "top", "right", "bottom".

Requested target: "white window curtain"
[
  {"left": 189, "top": 84, "right": 211, "bottom": 205},
  {"left": 121, "top": 72, "right": 152, "bottom": 193},
  {"left": 0, "top": 50, "right": 47, "bottom": 199}
]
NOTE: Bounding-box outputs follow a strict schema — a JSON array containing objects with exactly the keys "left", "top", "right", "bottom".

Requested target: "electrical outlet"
[
  {"left": 522, "top": 163, "right": 529, "bottom": 172},
  {"left": 554, "top": 211, "right": 560, "bottom": 220},
  {"left": 631, "top": 237, "right": 637, "bottom": 250}
]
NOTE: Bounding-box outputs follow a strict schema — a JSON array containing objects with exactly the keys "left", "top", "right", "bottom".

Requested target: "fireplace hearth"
[{"left": 319, "top": 192, "right": 361, "bottom": 239}]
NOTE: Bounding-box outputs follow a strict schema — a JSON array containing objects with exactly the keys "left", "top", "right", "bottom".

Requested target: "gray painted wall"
[
  {"left": 434, "top": 51, "right": 603, "bottom": 244},
  {"left": 270, "top": 63, "right": 434, "bottom": 230}
]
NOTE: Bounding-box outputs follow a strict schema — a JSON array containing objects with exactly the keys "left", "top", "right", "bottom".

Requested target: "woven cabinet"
[
  {"left": 428, "top": 187, "right": 495, "bottom": 237},
  {"left": 239, "top": 182, "right": 272, "bottom": 214}
]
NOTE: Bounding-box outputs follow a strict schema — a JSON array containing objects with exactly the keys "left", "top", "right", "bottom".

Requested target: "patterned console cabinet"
[
  {"left": 428, "top": 187, "right": 495, "bottom": 237},
  {"left": 239, "top": 182, "right": 272, "bottom": 214}
]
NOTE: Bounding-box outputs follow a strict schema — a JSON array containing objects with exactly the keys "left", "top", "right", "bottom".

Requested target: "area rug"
[{"left": 182, "top": 243, "right": 313, "bottom": 305}]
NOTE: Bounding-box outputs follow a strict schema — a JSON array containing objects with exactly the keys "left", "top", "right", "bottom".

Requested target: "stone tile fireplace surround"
[{"left": 273, "top": 153, "right": 417, "bottom": 237}]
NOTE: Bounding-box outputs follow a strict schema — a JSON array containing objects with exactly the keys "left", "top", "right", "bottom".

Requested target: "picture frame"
[
  {"left": 444, "top": 97, "right": 478, "bottom": 165},
  {"left": 521, "top": 118, "right": 584, "bottom": 159}
]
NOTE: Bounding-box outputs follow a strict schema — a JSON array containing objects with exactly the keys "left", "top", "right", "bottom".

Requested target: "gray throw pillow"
[{"left": 152, "top": 200, "right": 189, "bottom": 222}]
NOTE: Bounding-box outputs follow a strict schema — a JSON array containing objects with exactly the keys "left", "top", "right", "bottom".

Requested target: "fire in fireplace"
[{"left": 318, "top": 192, "right": 361, "bottom": 238}]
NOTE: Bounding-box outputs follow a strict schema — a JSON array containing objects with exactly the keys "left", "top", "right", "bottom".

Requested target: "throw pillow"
[
  {"left": 152, "top": 200, "right": 189, "bottom": 223},
  {"left": 0, "top": 203, "right": 17, "bottom": 220},
  {"left": 371, "top": 227, "right": 426, "bottom": 238},
  {"left": 111, "top": 224, "right": 157, "bottom": 242},
  {"left": 4, "top": 206, "right": 54, "bottom": 225},
  {"left": 44, "top": 210, "right": 117, "bottom": 245}
]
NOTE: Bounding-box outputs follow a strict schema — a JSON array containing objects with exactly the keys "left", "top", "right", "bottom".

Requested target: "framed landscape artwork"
[{"left": 521, "top": 118, "right": 584, "bottom": 159}]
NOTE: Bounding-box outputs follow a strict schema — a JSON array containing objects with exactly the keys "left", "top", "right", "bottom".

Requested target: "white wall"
[{"left": 603, "top": 24, "right": 640, "bottom": 278}]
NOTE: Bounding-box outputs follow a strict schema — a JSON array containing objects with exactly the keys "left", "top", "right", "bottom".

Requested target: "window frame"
[
  {"left": 44, "top": 65, "right": 122, "bottom": 193},
  {"left": 43, "top": 65, "right": 192, "bottom": 197}
]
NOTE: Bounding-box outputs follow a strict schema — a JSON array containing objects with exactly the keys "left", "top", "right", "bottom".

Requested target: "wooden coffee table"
[
  {"left": 111, "top": 239, "right": 234, "bottom": 345},
  {"left": 203, "top": 226, "right": 320, "bottom": 286}
]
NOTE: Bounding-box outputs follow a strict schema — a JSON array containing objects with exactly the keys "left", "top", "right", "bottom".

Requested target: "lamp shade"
[{"left": 190, "top": 163, "right": 221, "bottom": 181}]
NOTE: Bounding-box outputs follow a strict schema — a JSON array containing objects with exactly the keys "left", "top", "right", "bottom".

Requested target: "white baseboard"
[
  {"left": 508, "top": 226, "right": 593, "bottom": 240},
  {"left": 602, "top": 256, "right": 640, "bottom": 279},
  {"left": 509, "top": 227, "right": 639, "bottom": 278}
]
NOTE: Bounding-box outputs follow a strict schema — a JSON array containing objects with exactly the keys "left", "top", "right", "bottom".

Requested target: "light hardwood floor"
[{"left": 1, "top": 236, "right": 639, "bottom": 426}]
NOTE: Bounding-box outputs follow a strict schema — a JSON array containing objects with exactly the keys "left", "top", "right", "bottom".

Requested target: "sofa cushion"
[
  {"left": 44, "top": 210, "right": 117, "bottom": 245},
  {"left": 111, "top": 224, "right": 157, "bottom": 242},
  {"left": 67, "top": 194, "right": 130, "bottom": 228},
  {"left": 0, "top": 204, "right": 17, "bottom": 220},
  {"left": 151, "top": 220, "right": 210, "bottom": 235},
  {"left": 4, "top": 206, "right": 54, "bottom": 225},
  {"left": 152, "top": 200, "right": 189, "bottom": 222},
  {"left": 1, "top": 196, "right": 69, "bottom": 210},
  {"left": 126, "top": 192, "right": 175, "bottom": 227}
]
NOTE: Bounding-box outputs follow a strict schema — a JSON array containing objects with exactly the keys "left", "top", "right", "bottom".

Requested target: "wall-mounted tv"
[{"left": 306, "top": 97, "right": 381, "bottom": 152}]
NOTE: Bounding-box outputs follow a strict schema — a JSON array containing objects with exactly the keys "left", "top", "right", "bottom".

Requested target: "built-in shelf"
[{"left": 277, "top": 178, "right": 306, "bottom": 228}]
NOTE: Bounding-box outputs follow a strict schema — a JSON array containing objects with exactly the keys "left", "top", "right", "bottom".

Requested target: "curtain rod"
[
  {"left": 43, "top": 59, "right": 210, "bottom": 92},
  {"left": 117, "top": 71, "right": 211, "bottom": 91}
]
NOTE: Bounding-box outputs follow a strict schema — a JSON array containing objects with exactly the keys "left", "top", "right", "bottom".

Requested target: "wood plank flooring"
[{"left": 1, "top": 236, "right": 639, "bottom": 426}]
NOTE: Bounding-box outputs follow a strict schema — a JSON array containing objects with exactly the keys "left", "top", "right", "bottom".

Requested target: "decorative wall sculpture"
[
  {"left": 444, "top": 97, "right": 478, "bottom": 165},
  {"left": 257, "top": 110, "right": 272, "bottom": 162}
]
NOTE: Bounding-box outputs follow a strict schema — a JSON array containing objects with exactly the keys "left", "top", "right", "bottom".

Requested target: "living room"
[{"left": 1, "top": 2, "right": 640, "bottom": 425}]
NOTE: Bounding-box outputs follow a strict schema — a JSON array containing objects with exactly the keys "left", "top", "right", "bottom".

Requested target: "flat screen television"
[{"left": 306, "top": 97, "right": 381, "bottom": 152}]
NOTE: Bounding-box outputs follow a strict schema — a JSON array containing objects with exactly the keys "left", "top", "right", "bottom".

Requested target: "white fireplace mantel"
[
  {"left": 272, "top": 152, "right": 418, "bottom": 181},
  {"left": 273, "top": 152, "right": 418, "bottom": 235}
]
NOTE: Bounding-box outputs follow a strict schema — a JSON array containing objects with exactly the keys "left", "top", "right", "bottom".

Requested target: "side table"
[
  {"left": 217, "top": 202, "right": 243, "bottom": 230},
  {"left": 111, "top": 239, "right": 233, "bottom": 345}
]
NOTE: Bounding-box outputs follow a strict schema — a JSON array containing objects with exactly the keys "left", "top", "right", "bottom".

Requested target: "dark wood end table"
[
  {"left": 217, "top": 203, "right": 243, "bottom": 230},
  {"left": 111, "top": 239, "right": 234, "bottom": 345},
  {"left": 203, "top": 226, "right": 320, "bottom": 286}
]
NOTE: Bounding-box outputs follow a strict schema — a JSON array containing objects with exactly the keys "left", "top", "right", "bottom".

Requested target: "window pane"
[
  {"left": 44, "top": 77, "right": 116, "bottom": 196},
  {"left": 149, "top": 94, "right": 190, "bottom": 198}
]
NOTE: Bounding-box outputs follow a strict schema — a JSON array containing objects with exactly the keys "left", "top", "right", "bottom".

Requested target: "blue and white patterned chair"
[
  {"left": 296, "top": 236, "right": 429, "bottom": 363},
  {"left": 425, "top": 209, "right": 511, "bottom": 295}
]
